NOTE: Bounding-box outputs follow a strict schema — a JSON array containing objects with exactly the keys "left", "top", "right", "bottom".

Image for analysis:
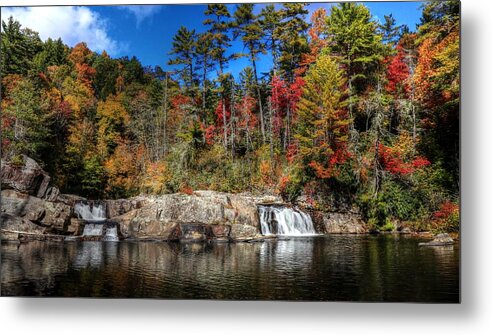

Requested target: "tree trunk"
[{"left": 252, "top": 57, "right": 265, "bottom": 143}]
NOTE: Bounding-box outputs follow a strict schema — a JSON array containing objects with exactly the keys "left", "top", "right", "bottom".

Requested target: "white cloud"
[
  {"left": 1, "top": 6, "right": 125, "bottom": 56},
  {"left": 119, "top": 5, "right": 162, "bottom": 28}
]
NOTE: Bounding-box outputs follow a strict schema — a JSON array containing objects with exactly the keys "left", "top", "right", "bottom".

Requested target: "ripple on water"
[{"left": 0, "top": 235, "right": 459, "bottom": 301}]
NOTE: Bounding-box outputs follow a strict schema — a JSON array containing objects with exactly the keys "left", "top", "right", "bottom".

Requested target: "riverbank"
[{"left": 1, "top": 155, "right": 453, "bottom": 244}]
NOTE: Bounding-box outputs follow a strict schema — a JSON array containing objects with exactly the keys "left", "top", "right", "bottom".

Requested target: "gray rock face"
[
  {"left": 105, "top": 197, "right": 147, "bottom": 218},
  {"left": 112, "top": 191, "right": 267, "bottom": 241},
  {"left": 1, "top": 213, "right": 46, "bottom": 234},
  {"left": 1, "top": 155, "right": 51, "bottom": 198},
  {"left": 322, "top": 212, "right": 367, "bottom": 234},
  {"left": 1, "top": 189, "right": 72, "bottom": 233},
  {"left": 419, "top": 233, "right": 455, "bottom": 246}
]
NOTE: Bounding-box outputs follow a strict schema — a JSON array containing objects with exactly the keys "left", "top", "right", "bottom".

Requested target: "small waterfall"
[
  {"left": 74, "top": 201, "right": 106, "bottom": 221},
  {"left": 82, "top": 223, "right": 104, "bottom": 236},
  {"left": 103, "top": 226, "right": 118, "bottom": 242},
  {"left": 258, "top": 205, "right": 317, "bottom": 236},
  {"left": 75, "top": 201, "right": 118, "bottom": 241}
]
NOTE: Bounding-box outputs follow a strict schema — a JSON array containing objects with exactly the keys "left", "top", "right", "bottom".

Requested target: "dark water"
[{"left": 0, "top": 235, "right": 459, "bottom": 302}]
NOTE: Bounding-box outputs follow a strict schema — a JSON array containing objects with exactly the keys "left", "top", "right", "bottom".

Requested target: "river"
[{"left": 0, "top": 235, "right": 459, "bottom": 302}]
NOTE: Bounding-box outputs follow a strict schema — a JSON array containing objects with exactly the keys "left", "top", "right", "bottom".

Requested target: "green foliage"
[
  {"left": 1, "top": 16, "right": 42, "bottom": 77},
  {"left": 2, "top": 76, "right": 50, "bottom": 160},
  {"left": 358, "top": 179, "right": 426, "bottom": 229}
]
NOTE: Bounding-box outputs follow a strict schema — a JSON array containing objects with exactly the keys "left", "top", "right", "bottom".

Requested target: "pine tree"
[
  {"left": 233, "top": 3, "right": 267, "bottom": 143},
  {"left": 277, "top": 3, "right": 309, "bottom": 82},
  {"left": 326, "top": 3, "right": 384, "bottom": 109},
  {"left": 259, "top": 4, "right": 282, "bottom": 74},
  {"left": 204, "top": 4, "right": 234, "bottom": 149},
  {"left": 195, "top": 32, "right": 214, "bottom": 117},
  {"left": 1, "top": 16, "right": 42, "bottom": 76},
  {"left": 168, "top": 26, "right": 197, "bottom": 91}
]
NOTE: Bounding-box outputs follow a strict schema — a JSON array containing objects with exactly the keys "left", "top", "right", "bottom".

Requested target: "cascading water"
[
  {"left": 74, "top": 202, "right": 106, "bottom": 221},
  {"left": 258, "top": 205, "right": 317, "bottom": 236},
  {"left": 74, "top": 201, "right": 119, "bottom": 241}
]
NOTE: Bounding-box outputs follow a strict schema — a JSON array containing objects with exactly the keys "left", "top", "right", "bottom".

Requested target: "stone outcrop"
[
  {"left": 105, "top": 197, "right": 148, "bottom": 218},
  {"left": 1, "top": 155, "right": 51, "bottom": 198},
  {"left": 322, "top": 212, "right": 368, "bottom": 234},
  {"left": 1, "top": 213, "right": 46, "bottom": 235},
  {"left": 112, "top": 191, "right": 277, "bottom": 241},
  {"left": 1, "top": 189, "right": 72, "bottom": 233},
  {"left": 419, "top": 233, "right": 455, "bottom": 246}
]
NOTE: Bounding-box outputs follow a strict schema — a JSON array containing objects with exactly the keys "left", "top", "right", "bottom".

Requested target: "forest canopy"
[{"left": 0, "top": 1, "right": 460, "bottom": 232}]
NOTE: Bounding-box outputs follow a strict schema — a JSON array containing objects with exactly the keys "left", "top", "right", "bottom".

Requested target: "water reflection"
[{"left": 1, "top": 235, "right": 459, "bottom": 301}]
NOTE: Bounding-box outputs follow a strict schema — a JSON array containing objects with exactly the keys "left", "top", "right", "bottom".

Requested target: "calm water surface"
[{"left": 1, "top": 235, "right": 459, "bottom": 302}]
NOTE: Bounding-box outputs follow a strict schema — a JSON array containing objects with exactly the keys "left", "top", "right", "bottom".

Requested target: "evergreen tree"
[
  {"left": 1, "top": 16, "right": 42, "bottom": 77},
  {"left": 259, "top": 4, "right": 282, "bottom": 74},
  {"left": 168, "top": 26, "right": 197, "bottom": 90},
  {"left": 204, "top": 4, "right": 234, "bottom": 149},
  {"left": 233, "top": 3, "right": 267, "bottom": 143},
  {"left": 277, "top": 3, "right": 309, "bottom": 82}
]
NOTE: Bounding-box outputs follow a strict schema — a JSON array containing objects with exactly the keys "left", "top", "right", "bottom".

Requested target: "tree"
[
  {"left": 1, "top": 76, "right": 49, "bottom": 160},
  {"left": 233, "top": 3, "right": 267, "bottom": 143},
  {"left": 295, "top": 53, "right": 350, "bottom": 180},
  {"left": 195, "top": 32, "right": 215, "bottom": 116},
  {"left": 96, "top": 94, "right": 130, "bottom": 159},
  {"left": 326, "top": 3, "right": 383, "bottom": 111},
  {"left": 277, "top": 3, "right": 309, "bottom": 82},
  {"left": 93, "top": 50, "right": 119, "bottom": 100},
  {"left": 414, "top": 0, "right": 460, "bottom": 188},
  {"left": 1, "top": 17, "right": 42, "bottom": 77},
  {"left": 33, "top": 38, "right": 68, "bottom": 74},
  {"left": 259, "top": 5, "right": 282, "bottom": 74},
  {"left": 204, "top": 4, "right": 234, "bottom": 149},
  {"left": 300, "top": 7, "right": 328, "bottom": 71},
  {"left": 168, "top": 26, "right": 197, "bottom": 91}
]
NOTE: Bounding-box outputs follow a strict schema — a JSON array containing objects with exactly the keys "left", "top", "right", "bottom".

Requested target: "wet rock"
[
  {"left": 1, "top": 190, "right": 71, "bottom": 233},
  {"left": 66, "top": 218, "right": 85, "bottom": 235},
  {"left": 229, "top": 224, "right": 259, "bottom": 241},
  {"left": 323, "top": 212, "right": 367, "bottom": 234},
  {"left": 1, "top": 213, "right": 45, "bottom": 234},
  {"left": 210, "top": 224, "right": 231, "bottom": 239},
  {"left": 180, "top": 223, "right": 206, "bottom": 242},
  {"left": 1, "top": 155, "right": 51, "bottom": 198},
  {"left": 419, "top": 233, "right": 455, "bottom": 246}
]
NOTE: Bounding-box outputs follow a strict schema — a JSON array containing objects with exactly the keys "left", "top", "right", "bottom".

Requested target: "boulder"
[
  {"left": 66, "top": 218, "right": 85, "bottom": 235},
  {"left": 1, "top": 155, "right": 51, "bottom": 198},
  {"left": 55, "top": 193, "right": 87, "bottom": 206},
  {"left": 105, "top": 197, "right": 147, "bottom": 218},
  {"left": 1, "top": 189, "right": 72, "bottom": 233},
  {"left": 1, "top": 213, "right": 46, "bottom": 234},
  {"left": 229, "top": 224, "right": 259, "bottom": 241},
  {"left": 180, "top": 223, "right": 207, "bottom": 242},
  {"left": 43, "top": 186, "right": 60, "bottom": 202},
  {"left": 323, "top": 212, "right": 367, "bottom": 234},
  {"left": 419, "top": 233, "right": 455, "bottom": 246}
]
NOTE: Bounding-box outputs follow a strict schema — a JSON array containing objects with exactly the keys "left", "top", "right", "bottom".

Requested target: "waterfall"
[
  {"left": 258, "top": 205, "right": 317, "bottom": 236},
  {"left": 82, "top": 223, "right": 104, "bottom": 236},
  {"left": 103, "top": 226, "right": 118, "bottom": 242},
  {"left": 75, "top": 201, "right": 118, "bottom": 241},
  {"left": 81, "top": 222, "right": 119, "bottom": 241},
  {"left": 74, "top": 202, "right": 106, "bottom": 221}
]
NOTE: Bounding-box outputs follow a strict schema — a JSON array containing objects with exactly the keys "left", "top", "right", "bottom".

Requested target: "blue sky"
[{"left": 2, "top": 2, "right": 424, "bottom": 79}]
